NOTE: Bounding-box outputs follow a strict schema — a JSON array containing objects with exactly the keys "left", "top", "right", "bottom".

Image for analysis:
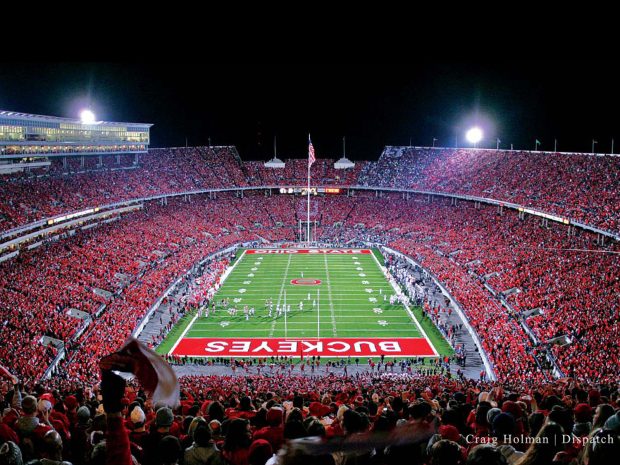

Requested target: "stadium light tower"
[
  {"left": 466, "top": 127, "right": 483, "bottom": 147},
  {"left": 80, "top": 109, "right": 96, "bottom": 124}
]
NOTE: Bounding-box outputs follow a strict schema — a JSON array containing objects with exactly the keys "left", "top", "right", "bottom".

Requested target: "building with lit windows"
[{"left": 0, "top": 109, "right": 152, "bottom": 173}]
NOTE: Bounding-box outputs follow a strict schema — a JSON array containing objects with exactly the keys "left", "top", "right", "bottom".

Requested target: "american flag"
[{"left": 308, "top": 135, "right": 316, "bottom": 167}]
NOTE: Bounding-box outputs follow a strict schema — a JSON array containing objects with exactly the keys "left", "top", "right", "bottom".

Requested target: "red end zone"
[
  {"left": 171, "top": 337, "right": 436, "bottom": 357},
  {"left": 246, "top": 249, "right": 371, "bottom": 254}
]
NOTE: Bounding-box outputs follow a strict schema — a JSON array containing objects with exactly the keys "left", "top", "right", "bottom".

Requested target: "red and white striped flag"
[
  {"left": 308, "top": 135, "right": 316, "bottom": 167},
  {"left": 0, "top": 363, "right": 18, "bottom": 384},
  {"left": 100, "top": 338, "right": 180, "bottom": 407}
]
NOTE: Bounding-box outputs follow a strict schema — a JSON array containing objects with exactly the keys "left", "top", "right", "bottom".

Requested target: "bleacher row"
[{"left": 1, "top": 146, "right": 619, "bottom": 235}]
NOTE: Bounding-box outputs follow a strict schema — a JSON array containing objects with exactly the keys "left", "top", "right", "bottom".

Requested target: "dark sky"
[{"left": 0, "top": 62, "right": 616, "bottom": 160}]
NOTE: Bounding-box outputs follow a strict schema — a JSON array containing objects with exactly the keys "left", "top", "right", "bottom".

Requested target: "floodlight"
[
  {"left": 80, "top": 109, "right": 96, "bottom": 124},
  {"left": 466, "top": 127, "right": 483, "bottom": 144}
]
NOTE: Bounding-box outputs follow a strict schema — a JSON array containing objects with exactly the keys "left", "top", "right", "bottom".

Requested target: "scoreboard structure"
[{"left": 279, "top": 187, "right": 342, "bottom": 195}]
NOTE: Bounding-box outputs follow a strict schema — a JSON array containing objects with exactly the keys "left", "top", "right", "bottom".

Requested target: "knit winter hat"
[
  {"left": 64, "top": 395, "right": 78, "bottom": 410},
  {"left": 266, "top": 406, "right": 284, "bottom": 425},
  {"left": 156, "top": 407, "right": 174, "bottom": 427},
  {"left": 573, "top": 403, "right": 593, "bottom": 423},
  {"left": 77, "top": 406, "right": 91, "bottom": 424},
  {"left": 131, "top": 406, "right": 146, "bottom": 425},
  {"left": 248, "top": 439, "right": 273, "bottom": 464},
  {"left": 604, "top": 412, "right": 620, "bottom": 433},
  {"left": 0, "top": 441, "right": 23, "bottom": 465},
  {"left": 487, "top": 407, "right": 502, "bottom": 426}
]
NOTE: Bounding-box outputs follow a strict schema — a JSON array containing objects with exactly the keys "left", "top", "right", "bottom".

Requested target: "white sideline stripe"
[
  {"left": 369, "top": 250, "right": 440, "bottom": 357},
  {"left": 171, "top": 249, "right": 248, "bottom": 354},
  {"left": 170, "top": 312, "right": 199, "bottom": 354}
]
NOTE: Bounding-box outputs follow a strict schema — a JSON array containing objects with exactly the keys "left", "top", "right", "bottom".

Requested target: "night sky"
[{"left": 0, "top": 62, "right": 616, "bottom": 160}]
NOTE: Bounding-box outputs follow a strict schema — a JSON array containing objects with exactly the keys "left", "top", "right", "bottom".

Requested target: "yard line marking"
[
  {"left": 268, "top": 253, "right": 293, "bottom": 337},
  {"left": 323, "top": 253, "right": 338, "bottom": 336}
]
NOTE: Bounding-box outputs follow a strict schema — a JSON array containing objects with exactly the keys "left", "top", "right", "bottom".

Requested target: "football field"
[{"left": 160, "top": 249, "right": 450, "bottom": 359}]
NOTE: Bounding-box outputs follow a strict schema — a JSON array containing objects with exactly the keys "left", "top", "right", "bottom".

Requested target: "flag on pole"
[
  {"left": 308, "top": 135, "right": 316, "bottom": 167},
  {"left": 535, "top": 139, "right": 541, "bottom": 145}
]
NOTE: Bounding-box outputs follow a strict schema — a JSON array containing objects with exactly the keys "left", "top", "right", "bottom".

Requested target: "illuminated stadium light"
[
  {"left": 80, "top": 109, "right": 96, "bottom": 124},
  {"left": 466, "top": 127, "right": 483, "bottom": 144}
]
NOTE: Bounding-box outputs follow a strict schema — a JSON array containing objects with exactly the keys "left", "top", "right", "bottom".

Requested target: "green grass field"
[{"left": 157, "top": 249, "right": 453, "bottom": 358}]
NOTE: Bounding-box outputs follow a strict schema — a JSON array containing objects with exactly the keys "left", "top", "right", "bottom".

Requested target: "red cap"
[
  {"left": 574, "top": 403, "right": 593, "bottom": 422},
  {"left": 439, "top": 425, "right": 461, "bottom": 442},
  {"left": 308, "top": 402, "right": 331, "bottom": 418},
  {"left": 64, "top": 396, "right": 78, "bottom": 410},
  {"left": 40, "top": 393, "right": 56, "bottom": 407},
  {"left": 266, "top": 407, "right": 284, "bottom": 425}
]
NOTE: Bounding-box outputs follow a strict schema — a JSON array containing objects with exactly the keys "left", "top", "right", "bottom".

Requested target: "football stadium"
[{"left": 0, "top": 63, "right": 619, "bottom": 464}]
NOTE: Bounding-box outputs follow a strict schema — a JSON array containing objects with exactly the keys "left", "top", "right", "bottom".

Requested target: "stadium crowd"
[
  {"left": 0, "top": 365, "right": 618, "bottom": 465},
  {"left": 1, "top": 192, "right": 617, "bottom": 388},
  {"left": 0, "top": 147, "right": 618, "bottom": 463},
  {"left": 358, "top": 147, "right": 620, "bottom": 234},
  {"left": 3, "top": 146, "right": 619, "bottom": 238}
]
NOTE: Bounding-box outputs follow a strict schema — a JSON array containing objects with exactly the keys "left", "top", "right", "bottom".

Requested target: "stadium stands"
[
  {"left": 1, "top": 190, "right": 618, "bottom": 387},
  {"left": 3, "top": 146, "right": 619, "bottom": 237},
  {"left": 358, "top": 147, "right": 620, "bottom": 234},
  {"left": 1, "top": 146, "right": 619, "bottom": 465}
]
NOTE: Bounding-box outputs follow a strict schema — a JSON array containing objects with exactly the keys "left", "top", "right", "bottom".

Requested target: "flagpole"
[
  {"left": 284, "top": 289, "right": 287, "bottom": 339},
  {"left": 307, "top": 135, "right": 311, "bottom": 244}
]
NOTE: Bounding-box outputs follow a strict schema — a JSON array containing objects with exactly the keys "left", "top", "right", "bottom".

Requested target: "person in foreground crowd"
[{"left": 0, "top": 344, "right": 618, "bottom": 465}]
